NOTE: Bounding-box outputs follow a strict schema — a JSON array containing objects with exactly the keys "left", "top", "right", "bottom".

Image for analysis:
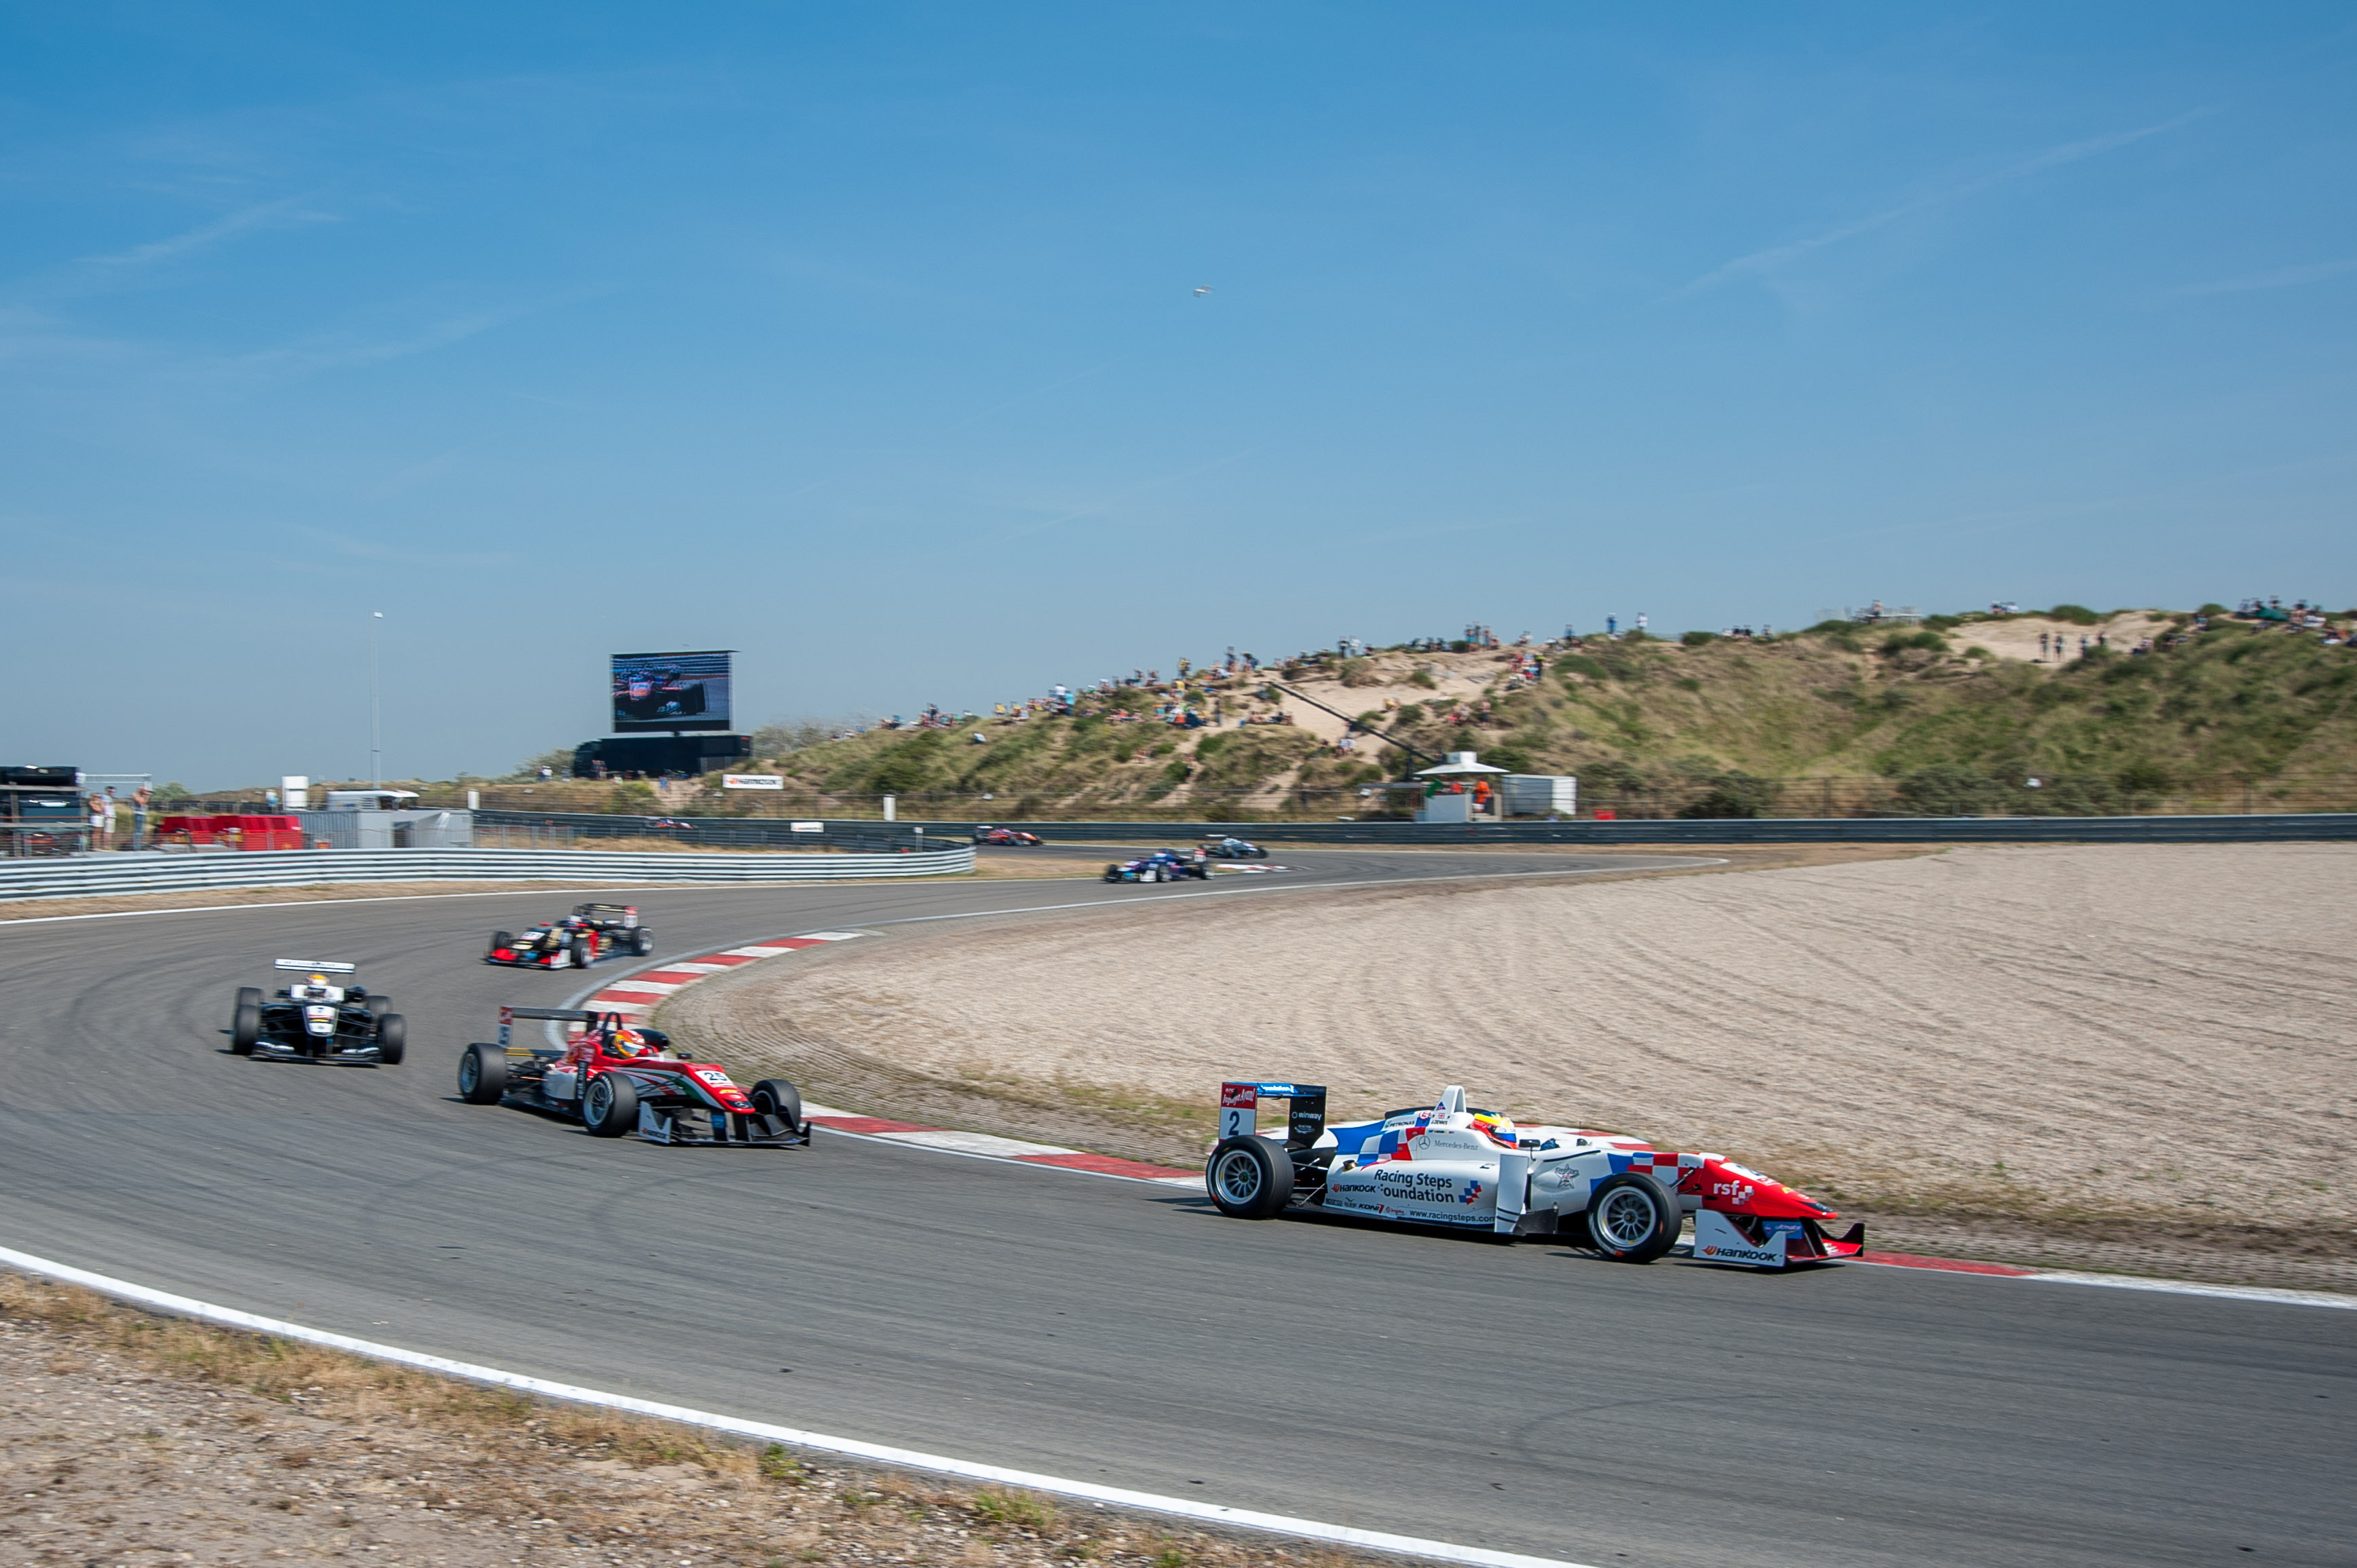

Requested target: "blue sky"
[{"left": 3, "top": 3, "right": 2352, "bottom": 785}]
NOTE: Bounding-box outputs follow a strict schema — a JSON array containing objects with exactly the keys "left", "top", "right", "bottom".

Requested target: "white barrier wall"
[{"left": 0, "top": 845, "right": 974, "bottom": 902}]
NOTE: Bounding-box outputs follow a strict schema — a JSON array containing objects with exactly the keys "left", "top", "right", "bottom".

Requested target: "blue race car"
[{"left": 1103, "top": 849, "right": 1211, "bottom": 883}]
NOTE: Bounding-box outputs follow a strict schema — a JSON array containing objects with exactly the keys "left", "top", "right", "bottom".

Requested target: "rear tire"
[
  {"left": 1205, "top": 1136, "right": 1294, "bottom": 1219},
  {"left": 457, "top": 1041, "right": 507, "bottom": 1103},
  {"left": 373, "top": 1014, "right": 406, "bottom": 1067},
  {"left": 632, "top": 928, "right": 654, "bottom": 956},
  {"left": 230, "top": 989, "right": 261, "bottom": 1056},
  {"left": 750, "top": 1078, "right": 803, "bottom": 1134},
  {"left": 366, "top": 993, "right": 392, "bottom": 1020},
  {"left": 1583, "top": 1174, "right": 1682, "bottom": 1263},
  {"left": 583, "top": 1073, "right": 639, "bottom": 1136}
]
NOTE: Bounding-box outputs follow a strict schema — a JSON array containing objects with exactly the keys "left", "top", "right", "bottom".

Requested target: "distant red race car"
[
  {"left": 971, "top": 825, "right": 1044, "bottom": 846},
  {"left": 457, "top": 1006, "right": 809, "bottom": 1147},
  {"left": 485, "top": 904, "right": 653, "bottom": 970}
]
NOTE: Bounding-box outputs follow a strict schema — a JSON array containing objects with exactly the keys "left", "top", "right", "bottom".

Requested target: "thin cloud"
[
  {"left": 2168, "top": 257, "right": 2357, "bottom": 298},
  {"left": 80, "top": 197, "right": 337, "bottom": 273},
  {"left": 1678, "top": 109, "right": 2215, "bottom": 297}
]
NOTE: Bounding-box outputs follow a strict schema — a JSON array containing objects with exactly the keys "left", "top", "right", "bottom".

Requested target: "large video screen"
[{"left": 611, "top": 650, "right": 733, "bottom": 733}]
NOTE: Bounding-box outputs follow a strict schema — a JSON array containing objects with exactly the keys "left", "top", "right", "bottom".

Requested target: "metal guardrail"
[
  {"left": 913, "top": 814, "right": 2357, "bottom": 845},
  {"left": 0, "top": 844, "right": 975, "bottom": 903},
  {"left": 470, "top": 809, "right": 952, "bottom": 854}
]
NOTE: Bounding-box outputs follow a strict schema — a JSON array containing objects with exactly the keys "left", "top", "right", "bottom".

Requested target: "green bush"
[
  {"left": 1554, "top": 655, "right": 1605, "bottom": 681},
  {"left": 2048, "top": 604, "right": 2100, "bottom": 626},
  {"left": 1395, "top": 703, "right": 1425, "bottom": 725},
  {"left": 1674, "top": 771, "right": 1781, "bottom": 818},
  {"left": 1881, "top": 629, "right": 1947, "bottom": 655},
  {"left": 1893, "top": 764, "right": 2003, "bottom": 816},
  {"left": 1680, "top": 630, "right": 1716, "bottom": 647},
  {"left": 1804, "top": 619, "right": 1857, "bottom": 635},
  {"left": 1922, "top": 614, "right": 1962, "bottom": 632},
  {"left": 1408, "top": 668, "right": 1437, "bottom": 689}
]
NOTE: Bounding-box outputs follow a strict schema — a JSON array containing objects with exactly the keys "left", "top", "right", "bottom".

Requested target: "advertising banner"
[{"left": 722, "top": 774, "right": 784, "bottom": 790}]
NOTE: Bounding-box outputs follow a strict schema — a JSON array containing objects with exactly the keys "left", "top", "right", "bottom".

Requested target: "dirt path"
[{"left": 665, "top": 843, "right": 2357, "bottom": 1290}]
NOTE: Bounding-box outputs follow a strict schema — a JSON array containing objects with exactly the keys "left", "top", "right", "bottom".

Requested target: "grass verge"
[{"left": 0, "top": 1270, "right": 1382, "bottom": 1568}]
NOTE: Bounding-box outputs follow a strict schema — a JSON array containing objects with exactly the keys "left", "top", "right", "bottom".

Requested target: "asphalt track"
[{"left": 1, "top": 848, "right": 2350, "bottom": 1568}]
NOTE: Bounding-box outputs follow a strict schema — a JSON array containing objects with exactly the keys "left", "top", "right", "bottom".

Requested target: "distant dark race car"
[
  {"left": 972, "top": 826, "right": 1045, "bottom": 846},
  {"left": 1104, "top": 849, "right": 1212, "bottom": 883},
  {"left": 229, "top": 959, "right": 405, "bottom": 1067},
  {"left": 1200, "top": 836, "right": 1267, "bottom": 859},
  {"left": 486, "top": 904, "right": 654, "bottom": 970}
]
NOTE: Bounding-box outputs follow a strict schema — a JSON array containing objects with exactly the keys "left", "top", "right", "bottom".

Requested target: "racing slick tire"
[
  {"left": 366, "top": 993, "right": 392, "bottom": 1020},
  {"left": 582, "top": 1073, "right": 639, "bottom": 1138},
  {"left": 230, "top": 989, "right": 262, "bottom": 1056},
  {"left": 1583, "top": 1173, "right": 1683, "bottom": 1263},
  {"left": 488, "top": 931, "right": 514, "bottom": 960},
  {"left": 632, "top": 928, "right": 654, "bottom": 957},
  {"left": 1206, "top": 1136, "right": 1296, "bottom": 1219},
  {"left": 569, "top": 935, "right": 595, "bottom": 970},
  {"left": 373, "top": 1014, "right": 406, "bottom": 1067},
  {"left": 1104, "top": 865, "right": 1123, "bottom": 882},
  {"left": 457, "top": 1041, "right": 508, "bottom": 1104},
  {"left": 750, "top": 1078, "right": 803, "bottom": 1135}
]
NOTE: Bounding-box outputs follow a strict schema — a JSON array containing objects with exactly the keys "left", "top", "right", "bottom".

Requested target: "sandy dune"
[
  {"left": 1950, "top": 612, "right": 2173, "bottom": 662},
  {"left": 668, "top": 845, "right": 2356, "bottom": 1285}
]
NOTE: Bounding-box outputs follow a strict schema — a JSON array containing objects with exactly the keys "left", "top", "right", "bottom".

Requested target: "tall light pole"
[{"left": 369, "top": 611, "right": 384, "bottom": 787}]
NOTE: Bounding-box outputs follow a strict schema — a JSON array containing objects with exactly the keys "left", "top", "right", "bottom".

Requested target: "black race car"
[
  {"left": 487, "top": 904, "right": 654, "bottom": 970},
  {"left": 229, "top": 960, "right": 404, "bottom": 1066},
  {"left": 1201, "top": 836, "right": 1267, "bottom": 859},
  {"left": 973, "top": 826, "right": 1045, "bottom": 846}
]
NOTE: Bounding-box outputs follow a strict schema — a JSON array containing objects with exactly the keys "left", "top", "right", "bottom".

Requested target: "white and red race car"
[{"left": 1203, "top": 1080, "right": 1864, "bottom": 1269}]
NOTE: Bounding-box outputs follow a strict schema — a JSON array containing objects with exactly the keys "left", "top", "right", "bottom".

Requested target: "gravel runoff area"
[
  {"left": 0, "top": 1274, "right": 1369, "bottom": 1568},
  {"left": 666, "top": 843, "right": 2357, "bottom": 1292}
]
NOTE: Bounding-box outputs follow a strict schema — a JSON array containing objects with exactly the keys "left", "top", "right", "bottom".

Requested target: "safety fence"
[
  {"left": 0, "top": 843, "right": 974, "bottom": 903},
  {"left": 916, "top": 814, "right": 2357, "bottom": 845}
]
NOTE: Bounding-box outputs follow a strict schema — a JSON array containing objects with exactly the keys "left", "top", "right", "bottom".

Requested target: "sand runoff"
[{"left": 665, "top": 843, "right": 2356, "bottom": 1290}]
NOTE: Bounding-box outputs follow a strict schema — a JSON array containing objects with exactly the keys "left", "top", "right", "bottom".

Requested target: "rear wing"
[
  {"left": 495, "top": 1004, "right": 624, "bottom": 1048},
  {"left": 275, "top": 959, "right": 356, "bottom": 974},
  {"left": 1220, "top": 1081, "right": 1327, "bottom": 1148},
  {"left": 574, "top": 903, "right": 638, "bottom": 923}
]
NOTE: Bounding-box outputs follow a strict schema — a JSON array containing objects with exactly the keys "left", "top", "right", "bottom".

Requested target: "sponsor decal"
[
  {"left": 1697, "top": 1244, "right": 1784, "bottom": 1264},
  {"left": 1220, "top": 1084, "right": 1258, "bottom": 1109},
  {"left": 722, "top": 775, "right": 785, "bottom": 790}
]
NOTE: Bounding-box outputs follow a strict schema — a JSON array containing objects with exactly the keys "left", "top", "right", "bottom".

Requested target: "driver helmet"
[{"left": 606, "top": 1027, "right": 649, "bottom": 1058}]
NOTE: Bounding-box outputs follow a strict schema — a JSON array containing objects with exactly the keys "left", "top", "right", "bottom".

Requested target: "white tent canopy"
[{"left": 1414, "top": 750, "right": 1509, "bottom": 777}]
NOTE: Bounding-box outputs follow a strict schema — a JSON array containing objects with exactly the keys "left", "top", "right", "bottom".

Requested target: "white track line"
[
  {"left": 0, "top": 1244, "right": 1592, "bottom": 1568},
  {"left": 2024, "top": 1269, "right": 2354, "bottom": 1310}
]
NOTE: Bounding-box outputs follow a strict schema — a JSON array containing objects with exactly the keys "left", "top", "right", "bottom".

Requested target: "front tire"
[
  {"left": 1583, "top": 1174, "right": 1683, "bottom": 1263},
  {"left": 457, "top": 1041, "right": 508, "bottom": 1103},
  {"left": 1104, "top": 865, "right": 1122, "bottom": 882},
  {"left": 488, "top": 930, "right": 513, "bottom": 960},
  {"left": 582, "top": 1073, "right": 639, "bottom": 1137},
  {"left": 1206, "top": 1136, "right": 1295, "bottom": 1219},
  {"left": 569, "top": 935, "right": 594, "bottom": 970},
  {"left": 230, "top": 989, "right": 261, "bottom": 1056},
  {"left": 750, "top": 1078, "right": 803, "bottom": 1135},
  {"left": 373, "top": 1014, "right": 406, "bottom": 1067}
]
